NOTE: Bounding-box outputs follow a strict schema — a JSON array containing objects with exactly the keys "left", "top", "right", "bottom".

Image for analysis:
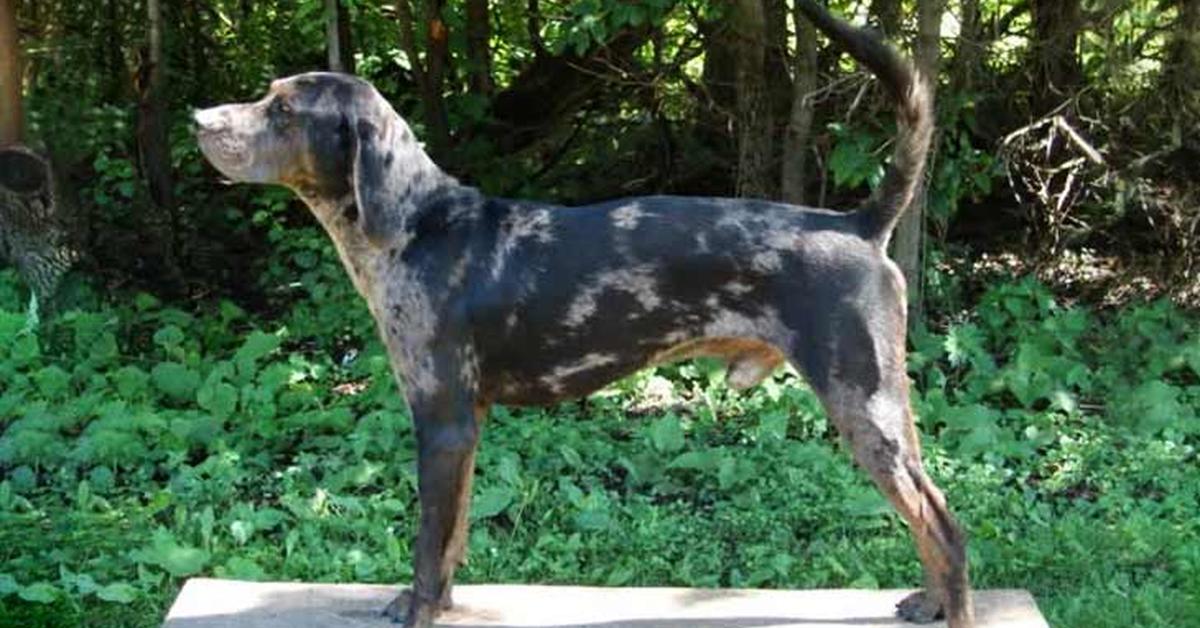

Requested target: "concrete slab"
[{"left": 163, "top": 579, "right": 1049, "bottom": 628}]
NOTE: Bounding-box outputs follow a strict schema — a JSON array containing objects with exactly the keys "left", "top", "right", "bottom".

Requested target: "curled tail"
[{"left": 794, "top": 0, "right": 933, "bottom": 247}]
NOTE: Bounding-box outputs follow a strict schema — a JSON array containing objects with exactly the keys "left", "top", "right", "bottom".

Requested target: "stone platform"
[{"left": 163, "top": 578, "right": 1049, "bottom": 628}]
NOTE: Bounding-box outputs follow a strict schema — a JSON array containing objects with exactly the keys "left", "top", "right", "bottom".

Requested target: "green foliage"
[{"left": 0, "top": 264, "right": 1196, "bottom": 627}]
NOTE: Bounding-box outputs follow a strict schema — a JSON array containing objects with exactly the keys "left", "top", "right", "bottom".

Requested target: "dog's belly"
[{"left": 484, "top": 334, "right": 785, "bottom": 406}]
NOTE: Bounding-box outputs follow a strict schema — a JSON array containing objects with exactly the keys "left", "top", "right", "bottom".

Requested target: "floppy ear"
[{"left": 350, "top": 118, "right": 401, "bottom": 247}]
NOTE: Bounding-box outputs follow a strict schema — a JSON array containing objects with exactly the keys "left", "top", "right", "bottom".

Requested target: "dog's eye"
[{"left": 279, "top": 102, "right": 292, "bottom": 115}]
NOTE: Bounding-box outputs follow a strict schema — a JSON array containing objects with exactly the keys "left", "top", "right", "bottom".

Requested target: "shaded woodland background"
[
  {"left": 1, "top": 3, "right": 1199, "bottom": 628},
  {"left": 1, "top": 0, "right": 1197, "bottom": 316}
]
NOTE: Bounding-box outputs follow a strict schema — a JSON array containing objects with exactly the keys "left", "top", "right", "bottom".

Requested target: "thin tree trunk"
[
  {"left": 526, "top": 0, "right": 545, "bottom": 55},
  {"left": 782, "top": 0, "right": 818, "bottom": 204},
  {"left": 1165, "top": 0, "right": 1200, "bottom": 119},
  {"left": 142, "top": 0, "right": 173, "bottom": 211},
  {"left": 104, "top": 0, "right": 125, "bottom": 103},
  {"left": 1031, "top": 0, "right": 1081, "bottom": 113},
  {"left": 465, "top": 0, "right": 493, "bottom": 95},
  {"left": 954, "top": 0, "right": 981, "bottom": 90},
  {"left": 337, "top": 0, "right": 355, "bottom": 74},
  {"left": 397, "top": 0, "right": 450, "bottom": 160},
  {"left": 870, "top": 0, "right": 902, "bottom": 37},
  {"left": 139, "top": 0, "right": 183, "bottom": 289},
  {"left": 732, "top": 0, "right": 772, "bottom": 199},
  {"left": 0, "top": 0, "right": 23, "bottom": 146},
  {"left": 422, "top": 0, "right": 450, "bottom": 158},
  {"left": 893, "top": 0, "right": 943, "bottom": 327},
  {"left": 325, "top": 0, "right": 355, "bottom": 73}
]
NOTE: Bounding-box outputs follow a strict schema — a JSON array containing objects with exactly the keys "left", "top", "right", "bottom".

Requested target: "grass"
[{"left": 0, "top": 245, "right": 1197, "bottom": 627}]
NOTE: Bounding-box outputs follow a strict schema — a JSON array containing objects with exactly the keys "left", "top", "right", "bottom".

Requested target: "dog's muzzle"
[{"left": 193, "top": 106, "right": 263, "bottom": 183}]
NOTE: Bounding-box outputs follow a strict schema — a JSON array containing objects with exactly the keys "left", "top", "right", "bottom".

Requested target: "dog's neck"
[
  {"left": 301, "top": 192, "right": 383, "bottom": 300},
  {"left": 297, "top": 110, "right": 464, "bottom": 303},
  {"left": 298, "top": 168, "right": 461, "bottom": 305}
]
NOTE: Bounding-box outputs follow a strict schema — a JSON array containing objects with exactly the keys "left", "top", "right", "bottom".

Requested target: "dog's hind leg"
[
  {"left": 829, "top": 386, "right": 974, "bottom": 627},
  {"left": 786, "top": 278, "right": 974, "bottom": 627}
]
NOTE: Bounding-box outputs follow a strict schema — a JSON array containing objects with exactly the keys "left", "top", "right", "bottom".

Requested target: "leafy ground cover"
[{"left": 0, "top": 231, "right": 1197, "bottom": 627}]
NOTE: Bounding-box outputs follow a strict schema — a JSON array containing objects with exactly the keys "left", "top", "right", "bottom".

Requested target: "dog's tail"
[{"left": 794, "top": 0, "right": 933, "bottom": 247}]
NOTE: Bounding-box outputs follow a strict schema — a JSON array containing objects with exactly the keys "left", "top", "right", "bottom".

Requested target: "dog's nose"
[{"left": 192, "top": 107, "right": 224, "bottom": 133}]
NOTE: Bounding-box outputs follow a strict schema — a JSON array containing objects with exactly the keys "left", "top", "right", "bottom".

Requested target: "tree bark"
[
  {"left": 103, "top": 0, "right": 125, "bottom": 103},
  {"left": 782, "top": 0, "right": 818, "bottom": 204},
  {"left": 731, "top": 0, "right": 773, "bottom": 199},
  {"left": 325, "top": 0, "right": 354, "bottom": 73},
  {"left": 465, "top": 0, "right": 493, "bottom": 95},
  {"left": 397, "top": 0, "right": 450, "bottom": 160},
  {"left": 0, "top": 0, "right": 23, "bottom": 146},
  {"left": 1031, "top": 0, "right": 1081, "bottom": 113},
  {"left": 954, "top": 0, "right": 981, "bottom": 90},
  {"left": 893, "top": 0, "right": 944, "bottom": 327},
  {"left": 1165, "top": 0, "right": 1200, "bottom": 119},
  {"left": 870, "top": 0, "right": 902, "bottom": 38},
  {"left": 141, "top": 0, "right": 173, "bottom": 212},
  {"left": 138, "top": 0, "right": 183, "bottom": 290},
  {"left": 526, "top": 0, "right": 545, "bottom": 55},
  {"left": 337, "top": 0, "right": 355, "bottom": 74}
]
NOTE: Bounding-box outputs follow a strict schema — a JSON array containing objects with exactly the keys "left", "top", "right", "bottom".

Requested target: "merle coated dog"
[{"left": 194, "top": 3, "right": 974, "bottom": 627}]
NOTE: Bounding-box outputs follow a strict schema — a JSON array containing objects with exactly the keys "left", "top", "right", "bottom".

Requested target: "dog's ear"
[{"left": 350, "top": 118, "right": 401, "bottom": 247}]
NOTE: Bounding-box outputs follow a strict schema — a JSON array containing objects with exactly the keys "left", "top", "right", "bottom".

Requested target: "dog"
[{"left": 194, "top": 2, "right": 973, "bottom": 627}]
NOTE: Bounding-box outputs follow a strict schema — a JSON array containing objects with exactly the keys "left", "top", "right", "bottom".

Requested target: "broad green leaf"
[
  {"left": 97, "top": 582, "right": 138, "bottom": 604},
  {"left": 153, "top": 325, "right": 185, "bottom": 350},
  {"left": 667, "top": 450, "right": 719, "bottom": 471},
  {"left": 649, "top": 415, "right": 685, "bottom": 453},
  {"left": 235, "top": 331, "right": 282, "bottom": 367},
  {"left": 113, "top": 366, "right": 150, "bottom": 399},
  {"left": 18, "top": 582, "right": 59, "bottom": 603},
  {"left": 151, "top": 362, "right": 201, "bottom": 401},
  {"left": 219, "top": 557, "right": 266, "bottom": 581},
  {"left": 230, "top": 520, "right": 254, "bottom": 545},
  {"left": 33, "top": 366, "right": 71, "bottom": 398},
  {"left": 471, "top": 485, "right": 515, "bottom": 520},
  {"left": 756, "top": 411, "right": 789, "bottom": 442},
  {"left": 133, "top": 529, "right": 210, "bottom": 577},
  {"left": 0, "top": 574, "right": 18, "bottom": 596},
  {"left": 717, "top": 456, "right": 738, "bottom": 490},
  {"left": 197, "top": 378, "right": 238, "bottom": 418}
]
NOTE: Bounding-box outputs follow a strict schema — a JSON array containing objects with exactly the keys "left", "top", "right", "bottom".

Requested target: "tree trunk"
[
  {"left": 1031, "top": 0, "right": 1081, "bottom": 113},
  {"left": 764, "top": 0, "right": 793, "bottom": 195},
  {"left": 893, "top": 0, "right": 943, "bottom": 327},
  {"left": 465, "top": 0, "right": 493, "bottom": 95},
  {"left": 103, "top": 0, "right": 125, "bottom": 103},
  {"left": 954, "top": 0, "right": 981, "bottom": 90},
  {"left": 141, "top": 0, "right": 173, "bottom": 212},
  {"left": 325, "top": 0, "right": 354, "bottom": 73},
  {"left": 136, "top": 0, "right": 184, "bottom": 291},
  {"left": 870, "top": 0, "right": 902, "bottom": 38},
  {"left": 526, "top": 0, "right": 545, "bottom": 55},
  {"left": 731, "top": 0, "right": 772, "bottom": 199},
  {"left": 1165, "top": 0, "right": 1200, "bottom": 119},
  {"left": 782, "top": 0, "right": 818, "bottom": 204},
  {"left": 397, "top": 0, "right": 450, "bottom": 160},
  {"left": 0, "top": 0, "right": 23, "bottom": 146},
  {"left": 337, "top": 0, "right": 355, "bottom": 74}
]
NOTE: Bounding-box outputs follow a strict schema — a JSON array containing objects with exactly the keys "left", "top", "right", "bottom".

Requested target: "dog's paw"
[
  {"left": 380, "top": 589, "right": 413, "bottom": 623},
  {"left": 380, "top": 587, "right": 452, "bottom": 626},
  {"left": 896, "top": 590, "right": 944, "bottom": 624}
]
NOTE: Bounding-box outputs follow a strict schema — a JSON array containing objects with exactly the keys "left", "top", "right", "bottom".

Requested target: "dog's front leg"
[{"left": 382, "top": 382, "right": 481, "bottom": 627}]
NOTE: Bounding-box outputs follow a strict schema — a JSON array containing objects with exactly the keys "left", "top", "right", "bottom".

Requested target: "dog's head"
[{"left": 194, "top": 72, "right": 433, "bottom": 246}]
